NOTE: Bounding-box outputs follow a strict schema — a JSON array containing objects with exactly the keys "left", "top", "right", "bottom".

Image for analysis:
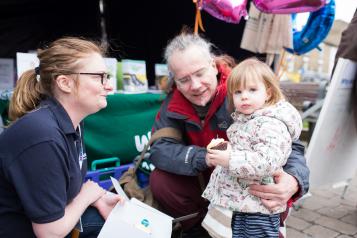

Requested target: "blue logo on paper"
[
  {"left": 141, "top": 218, "right": 149, "bottom": 227},
  {"left": 340, "top": 78, "right": 354, "bottom": 88}
]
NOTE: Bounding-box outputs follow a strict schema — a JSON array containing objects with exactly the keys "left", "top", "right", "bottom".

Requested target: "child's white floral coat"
[{"left": 202, "top": 100, "right": 302, "bottom": 214}]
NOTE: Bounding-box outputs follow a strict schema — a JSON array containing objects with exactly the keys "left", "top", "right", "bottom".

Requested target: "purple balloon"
[{"left": 253, "top": 0, "right": 326, "bottom": 14}]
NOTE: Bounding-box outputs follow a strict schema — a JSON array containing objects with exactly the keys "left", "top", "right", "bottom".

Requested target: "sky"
[
  {"left": 294, "top": 0, "right": 356, "bottom": 31},
  {"left": 334, "top": 0, "right": 356, "bottom": 23}
]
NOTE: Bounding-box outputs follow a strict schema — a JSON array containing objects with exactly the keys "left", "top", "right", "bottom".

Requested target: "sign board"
[
  {"left": 0, "top": 58, "right": 15, "bottom": 91},
  {"left": 154, "top": 64, "right": 169, "bottom": 91},
  {"left": 306, "top": 58, "right": 357, "bottom": 188},
  {"left": 122, "top": 59, "right": 148, "bottom": 93},
  {"left": 16, "top": 52, "right": 39, "bottom": 79},
  {"left": 104, "top": 57, "right": 118, "bottom": 93}
]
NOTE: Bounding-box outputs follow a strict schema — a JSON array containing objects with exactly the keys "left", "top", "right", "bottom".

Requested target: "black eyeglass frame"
[{"left": 67, "top": 72, "right": 111, "bottom": 85}]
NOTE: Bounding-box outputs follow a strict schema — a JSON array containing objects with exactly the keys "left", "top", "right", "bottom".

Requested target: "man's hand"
[{"left": 248, "top": 170, "right": 299, "bottom": 212}]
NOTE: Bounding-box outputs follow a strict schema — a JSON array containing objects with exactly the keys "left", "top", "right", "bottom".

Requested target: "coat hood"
[{"left": 232, "top": 100, "right": 302, "bottom": 140}]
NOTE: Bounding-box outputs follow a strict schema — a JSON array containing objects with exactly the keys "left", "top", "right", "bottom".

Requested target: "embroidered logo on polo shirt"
[{"left": 79, "top": 152, "right": 87, "bottom": 169}]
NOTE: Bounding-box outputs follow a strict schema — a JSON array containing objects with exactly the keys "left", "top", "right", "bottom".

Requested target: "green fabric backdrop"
[
  {"left": 0, "top": 98, "right": 9, "bottom": 125},
  {"left": 84, "top": 93, "right": 165, "bottom": 167}
]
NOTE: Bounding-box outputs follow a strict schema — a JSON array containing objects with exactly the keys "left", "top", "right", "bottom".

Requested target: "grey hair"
[{"left": 164, "top": 33, "right": 215, "bottom": 68}]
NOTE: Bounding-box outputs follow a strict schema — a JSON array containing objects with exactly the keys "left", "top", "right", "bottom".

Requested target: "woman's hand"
[
  {"left": 92, "top": 192, "right": 124, "bottom": 220},
  {"left": 81, "top": 180, "right": 106, "bottom": 206},
  {"left": 248, "top": 170, "right": 299, "bottom": 212}
]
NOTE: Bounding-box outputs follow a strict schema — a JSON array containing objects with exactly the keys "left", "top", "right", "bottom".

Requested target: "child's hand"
[
  {"left": 205, "top": 152, "right": 216, "bottom": 167},
  {"left": 206, "top": 144, "right": 231, "bottom": 168}
]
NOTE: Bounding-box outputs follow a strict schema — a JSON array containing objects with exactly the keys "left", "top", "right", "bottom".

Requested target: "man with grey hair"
[{"left": 149, "top": 32, "right": 309, "bottom": 237}]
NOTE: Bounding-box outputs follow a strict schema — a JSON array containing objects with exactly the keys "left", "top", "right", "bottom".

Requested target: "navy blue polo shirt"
[{"left": 0, "top": 97, "right": 87, "bottom": 237}]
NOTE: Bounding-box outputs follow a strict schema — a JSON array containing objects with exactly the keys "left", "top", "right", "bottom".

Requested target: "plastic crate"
[
  {"left": 85, "top": 157, "right": 132, "bottom": 190},
  {"left": 85, "top": 157, "right": 151, "bottom": 190},
  {"left": 137, "top": 170, "right": 150, "bottom": 188},
  {"left": 90, "top": 157, "right": 120, "bottom": 171},
  {"left": 85, "top": 163, "right": 132, "bottom": 190}
]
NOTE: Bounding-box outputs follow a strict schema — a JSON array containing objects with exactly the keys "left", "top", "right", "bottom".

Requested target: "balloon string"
[
  {"left": 276, "top": 49, "right": 286, "bottom": 80},
  {"left": 194, "top": 0, "right": 205, "bottom": 34},
  {"left": 277, "top": 49, "right": 296, "bottom": 81}
]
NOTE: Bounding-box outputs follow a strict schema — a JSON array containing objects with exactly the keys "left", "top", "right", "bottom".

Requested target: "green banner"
[
  {"left": 84, "top": 93, "right": 165, "bottom": 167},
  {"left": 0, "top": 98, "right": 10, "bottom": 125}
]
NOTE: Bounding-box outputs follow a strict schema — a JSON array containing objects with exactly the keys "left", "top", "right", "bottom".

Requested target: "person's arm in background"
[
  {"left": 149, "top": 96, "right": 208, "bottom": 176},
  {"left": 249, "top": 140, "right": 309, "bottom": 211},
  {"left": 332, "top": 9, "right": 357, "bottom": 74}
]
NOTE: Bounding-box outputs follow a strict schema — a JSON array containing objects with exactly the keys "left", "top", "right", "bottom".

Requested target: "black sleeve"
[
  {"left": 283, "top": 140, "right": 310, "bottom": 197},
  {"left": 6, "top": 141, "right": 69, "bottom": 223},
  {"left": 150, "top": 138, "right": 208, "bottom": 176}
]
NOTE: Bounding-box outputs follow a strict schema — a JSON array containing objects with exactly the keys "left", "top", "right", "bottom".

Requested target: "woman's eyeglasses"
[{"left": 67, "top": 72, "right": 111, "bottom": 85}]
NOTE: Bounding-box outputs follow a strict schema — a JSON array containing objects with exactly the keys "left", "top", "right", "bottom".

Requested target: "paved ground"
[{"left": 286, "top": 172, "right": 357, "bottom": 238}]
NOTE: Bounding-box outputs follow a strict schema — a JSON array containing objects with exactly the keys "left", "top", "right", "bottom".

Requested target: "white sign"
[
  {"left": 306, "top": 58, "right": 357, "bottom": 188},
  {"left": 122, "top": 59, "right": 148, "bottom": 93},
  {"left": 104, "top": 57, "right": 118, "bottom": 94},
  {"left": 16, "top": 52, "right": 39, "bottom": 79},
  {"left": 154, "top": 64, "right": 168, "bottom": 76},
  {"left": 98, "top": 177, "right": 173, "bottom": 238},
  {"left": 0, "top": 58, "right": 15, "bottom": 90}
]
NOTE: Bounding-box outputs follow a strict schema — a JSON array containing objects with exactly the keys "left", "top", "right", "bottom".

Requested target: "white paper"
[
  {"left": 98, "top": 177, "right": 173, "bottom": 238},
  {"left": 306, "top": 58, "right": 357, "bottom": 188},
  {"left": 98, "top": 212, "right": 151, "bottom": 238},
  {"left": 110, "top": 176, "right": 129, "bottom": 201},
  {"left": 0, "top": 58, "right": 15, "bottom": 90}
]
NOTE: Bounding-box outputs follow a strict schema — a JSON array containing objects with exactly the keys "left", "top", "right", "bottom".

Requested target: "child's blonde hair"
[{"left": 227, "top": 58, "right": 284, "bottom": 112}]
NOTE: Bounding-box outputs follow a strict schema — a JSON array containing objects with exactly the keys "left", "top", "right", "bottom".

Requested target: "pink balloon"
[{"left": 202, "top": 0, "right": 248, "bottom": 24}]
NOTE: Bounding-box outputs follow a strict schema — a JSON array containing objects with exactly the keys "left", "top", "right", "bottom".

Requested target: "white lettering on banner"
[
  {"left": 141, "top": 161, "right": 156, "bottom": 171},
  {"left": 134, "top": 131, "right": 152, "bottom": 152}
]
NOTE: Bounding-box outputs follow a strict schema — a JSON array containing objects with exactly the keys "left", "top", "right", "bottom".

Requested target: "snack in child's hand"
[{"left": 207, "top": 138, "right": 228, "bottom": 150}]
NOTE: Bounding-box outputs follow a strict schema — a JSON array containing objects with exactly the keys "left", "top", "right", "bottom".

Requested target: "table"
[{"left": 84, "top": 92, "right": 165, "bottom": 166}]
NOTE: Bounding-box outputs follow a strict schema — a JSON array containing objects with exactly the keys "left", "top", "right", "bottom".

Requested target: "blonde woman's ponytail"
[{"left": 9, "top": 69, "right": 44, "bottom": 121}]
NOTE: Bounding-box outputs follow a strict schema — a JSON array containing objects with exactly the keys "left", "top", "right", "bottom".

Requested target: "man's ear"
[
  {"left": 55, "top": 75, "right": 74, "bottom": 93},
  {"left": 211, "top": 59, "right": 219, "bottom": 75}
]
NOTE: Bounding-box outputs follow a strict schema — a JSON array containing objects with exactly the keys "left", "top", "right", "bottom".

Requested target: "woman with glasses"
[
  {"left": 149, "top": 32, "right": 309, "bottom": 237},
  {"left": 0, "top": 37, "right": 123, "bottom": 238}
]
